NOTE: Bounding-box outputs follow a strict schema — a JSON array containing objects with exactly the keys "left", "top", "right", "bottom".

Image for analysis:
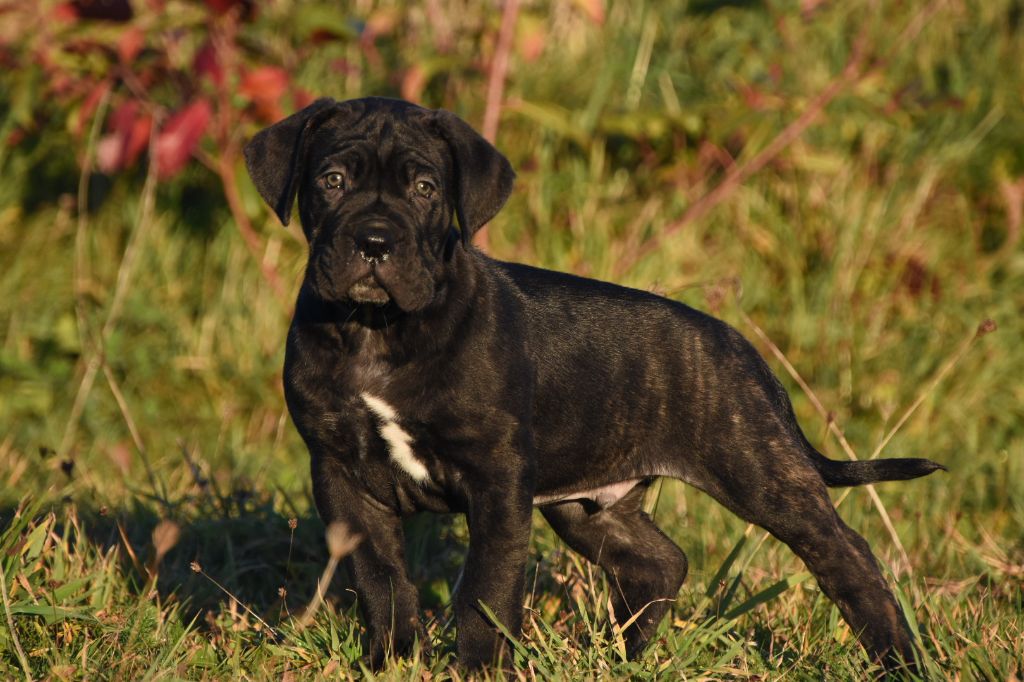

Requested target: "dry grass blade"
[
  {"left": 865, "top": 319, "right": 997, "bottom": 462},
  {"left": 297, "top": 522, "right": 362, "bottom": 629},
  {"left": 737, "top": 305, "right": 914, "bottom": 573},
  {"left": 59, "top": 110, "right": 162, "bottom": 467},
  {"left": 482, "top": 0, "right": 519, "bottom": 144},
  {"left": 607, "top": 593, "right": 672, "bottom": 661},
  {"left": 214, "top": 151, "right": 289, "bottom": 304},
  {"left": 102, "top": 364, "right": 163, "bottom": 502},
  {"left": 739, "top": 310, "right": 996, "bottom": 577},
  {"left": 833, "top": 319, "right": 998, "bottom": 514},
  {"left": 477, "top": 0, "right": 520, "bottom": 252},
  {"left": 189, "top": 560, "right": 278, "bottom": 638},
  {"left": 1, "top": 558, "right": 33, "bottom": 681}
]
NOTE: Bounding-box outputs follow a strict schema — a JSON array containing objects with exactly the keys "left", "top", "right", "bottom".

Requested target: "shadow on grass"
[{"left": 2, "top": 494, "right": 467, "bottom": 635}]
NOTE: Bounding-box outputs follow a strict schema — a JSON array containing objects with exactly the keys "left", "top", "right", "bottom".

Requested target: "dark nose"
[{"left": 355, "top": 227, "right": 393, "bottom": 262}]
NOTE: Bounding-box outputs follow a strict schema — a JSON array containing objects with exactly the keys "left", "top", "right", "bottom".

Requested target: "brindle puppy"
[{"left": 244, "top": 97, "right": 943, "bottom": 671}]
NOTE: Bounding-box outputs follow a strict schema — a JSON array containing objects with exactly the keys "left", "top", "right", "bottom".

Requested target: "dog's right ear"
[{"left": 244, "top": 98, "right": 338, "bottom": 226}]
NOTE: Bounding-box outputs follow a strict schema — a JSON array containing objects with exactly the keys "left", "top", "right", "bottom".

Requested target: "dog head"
[{"left": 244, "top": 97, "right": 515, "bottom": 312}]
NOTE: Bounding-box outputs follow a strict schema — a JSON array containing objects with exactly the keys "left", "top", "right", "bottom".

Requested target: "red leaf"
[
  {"left": 6, "top": 129, "right": 27, "bottom": 148},
  {"left": 204, "top": 0, "right": 233, "bottom": 12},
  {"left": 155, "top": 99, "right": 211, "bottom": 179},
  {"left": 53, "top": 3, "right": 80, "bottom": 22},
  {"left": 124, "top": 111, "right": 153, "bottom": 168},
  {"left": 293, "top": 88, "right": 315, "bottom": 110},
  {"left": 240, "top": 66, "right": 289, "bottom": 101},
  {"left": 97, "top": 100, "right": 139, "bottom": 172},
  {"left": 74, "top": 80, "right": 112, "bottom": 138},
  {"left": 240, "top": 66, "right": 290, "bottom": 122},
  {"left": 194, "top": 41, "right": 224, "bottom": 87},
  {"left": 117, "top": 26, "right": 145, "bottom": 63},
  {"left": 109, "top": 99, "right": 140, "bottom": 131}
]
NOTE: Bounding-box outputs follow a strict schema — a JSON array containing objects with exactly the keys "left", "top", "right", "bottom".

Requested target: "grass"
[{"left": 2, "top": 0, "right": 1023, "bottom": 679}]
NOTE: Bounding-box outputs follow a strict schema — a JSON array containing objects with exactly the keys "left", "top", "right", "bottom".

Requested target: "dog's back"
[{"left": 495, "top": 255, "right": 941, "bottom": 494}]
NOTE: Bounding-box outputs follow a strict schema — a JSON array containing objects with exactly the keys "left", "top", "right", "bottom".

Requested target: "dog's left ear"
[
  {"left": 433, "top": 110, "right": 516, "bottom": 247},
  {"left": 244, "top": 98, "right": 338, "bottom": 226}
]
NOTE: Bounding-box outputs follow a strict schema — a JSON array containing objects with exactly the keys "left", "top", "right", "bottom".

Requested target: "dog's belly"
[{"left": 532, "top": 479, "right": 642, "bottom": 508}]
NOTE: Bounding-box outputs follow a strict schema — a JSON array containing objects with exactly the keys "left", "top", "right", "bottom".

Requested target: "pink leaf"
[
  {"left": 571, "top": 0, "right": 604, "bottom": 24},
  {"left": 155, "top": 99, "right": 211, "bottom": 179},
  {"left": 97, "top": 100, "right": 153, "bottom": 172},
  {"left": 96, "top": 134, "right": 123, "bottom": 174}
]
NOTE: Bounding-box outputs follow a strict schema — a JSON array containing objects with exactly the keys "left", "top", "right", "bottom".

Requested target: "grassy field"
[{"left": 1, "top": 0, "right": 1022, "bottom": 679}]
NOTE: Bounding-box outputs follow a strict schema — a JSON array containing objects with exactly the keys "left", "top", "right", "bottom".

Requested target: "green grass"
[{"left": 2, "top": 0, "right": 1023, "bottom": 679}]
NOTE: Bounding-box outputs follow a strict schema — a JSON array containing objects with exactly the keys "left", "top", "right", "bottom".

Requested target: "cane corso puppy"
[{"left": 243, "top": 97, "right": 943, "bottom": 671}]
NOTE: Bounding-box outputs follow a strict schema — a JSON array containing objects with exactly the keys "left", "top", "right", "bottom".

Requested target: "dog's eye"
[
  {"left": 414, "top": 180, "right": 435, "bottom": 198},
  {"left": 323, "top": 172, "right": 344, "bottom": 190}
]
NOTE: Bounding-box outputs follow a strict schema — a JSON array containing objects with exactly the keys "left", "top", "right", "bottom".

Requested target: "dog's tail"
[{"left": 810, "top": 449, "right": 947, "bottom": 488}]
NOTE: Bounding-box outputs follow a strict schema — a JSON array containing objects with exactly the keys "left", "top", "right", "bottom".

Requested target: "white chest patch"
[{"left": 361, "top": 393, "right": 430, "bottom": 483}]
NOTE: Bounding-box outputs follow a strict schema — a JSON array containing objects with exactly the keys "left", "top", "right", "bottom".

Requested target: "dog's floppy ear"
[
  {"left": 433, "top": 110, "right": 516, "bottom": 247},
  {"left": 244, "top": 98, "right": 338, "bottom": 226}
]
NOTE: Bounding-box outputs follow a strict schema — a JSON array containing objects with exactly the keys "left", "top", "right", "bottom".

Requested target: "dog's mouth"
[
  {"left": 347, "top": 273, "right": 391, "bottom": 305},
  {"left": 309, "top": 246, "right": 435, "bottom": 313}
]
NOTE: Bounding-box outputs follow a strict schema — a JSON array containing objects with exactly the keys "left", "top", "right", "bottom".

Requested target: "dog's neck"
[{"left": 292, "top": 291, "right": 395, "bottom": 326}]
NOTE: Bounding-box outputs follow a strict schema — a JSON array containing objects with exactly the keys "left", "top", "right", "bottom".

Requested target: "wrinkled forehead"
[{"left": 305, "top": 104, "right": 449, "bottom": 170}]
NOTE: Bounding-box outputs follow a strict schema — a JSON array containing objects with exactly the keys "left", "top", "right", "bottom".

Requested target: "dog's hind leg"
[
  {"left": 694, "top": 442, "right": 919, "bottom": 672},
  {"left": 541, "top": 482, "right": 687, "bottom": 659}
]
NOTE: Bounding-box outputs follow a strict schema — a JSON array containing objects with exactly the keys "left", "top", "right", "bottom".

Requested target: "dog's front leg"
[
  {"left": 455, "top": 478, "right": 533, "bottom": 669},
  {"left": 311, "top": 455, "right": 424, "bottom": 669}
]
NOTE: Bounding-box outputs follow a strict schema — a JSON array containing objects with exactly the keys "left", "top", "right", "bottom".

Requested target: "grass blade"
[{"left": 723, "top": 572, "right": 811, "bottom": 620}]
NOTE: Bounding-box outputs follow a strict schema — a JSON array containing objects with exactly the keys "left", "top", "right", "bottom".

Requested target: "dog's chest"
[
  {"left": 286, "top": 334, "right": 430, "bottom": 474},
  {"left": 337, "top": 358, "right": 431, "bottom": 481},
  {"left": 359, "top": 392, "right": 431, "bottom": 483}
]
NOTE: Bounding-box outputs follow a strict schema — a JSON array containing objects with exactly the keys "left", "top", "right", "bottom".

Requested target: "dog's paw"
[
  {"left": 363, "top": 624, "right": 431, "bottom": 671},
  {"left": 457, "top": 633, "right": 512, "bottom": 672}
]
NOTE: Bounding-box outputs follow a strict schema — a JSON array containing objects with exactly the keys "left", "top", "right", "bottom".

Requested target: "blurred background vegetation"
[{"left": 0, "top": 0, "right": 1021, "bottom": 678}]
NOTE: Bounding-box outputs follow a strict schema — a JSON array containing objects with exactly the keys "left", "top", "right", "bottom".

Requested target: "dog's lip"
[{"left": 347, "top": 273, "right": 391, "bottom": 305}]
